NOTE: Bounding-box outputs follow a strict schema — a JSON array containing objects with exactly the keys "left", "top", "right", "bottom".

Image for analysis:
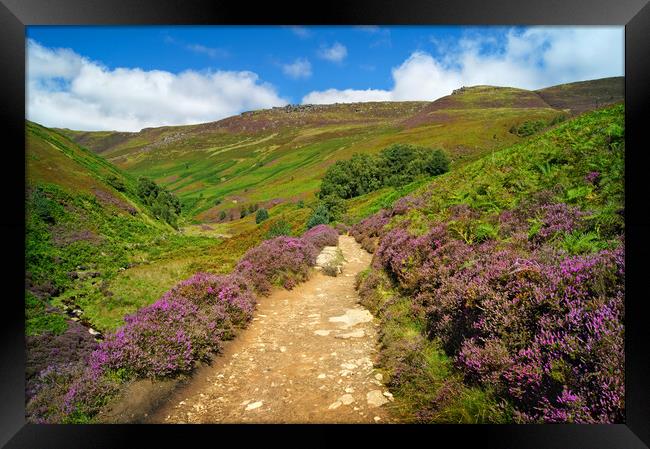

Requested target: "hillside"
[
  {"left": 535, "top": 76, "right": 624, "bottom": 114},
  {"left": 349, "top": 104, "right": 625, "bottom": 423},
  {"left": 54, "top": 77, "right": 622, "bottom": 225}
]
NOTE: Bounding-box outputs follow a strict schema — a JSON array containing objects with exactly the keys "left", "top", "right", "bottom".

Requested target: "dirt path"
[{"left": 146, "top": 235, "right": 394, "bottom": 424}]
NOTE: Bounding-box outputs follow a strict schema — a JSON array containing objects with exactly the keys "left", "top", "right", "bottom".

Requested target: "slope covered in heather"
[{"left": 349, "top": 104, "right": 625, "bottom": 423}]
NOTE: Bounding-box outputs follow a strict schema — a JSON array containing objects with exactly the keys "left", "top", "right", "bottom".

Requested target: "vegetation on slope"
[
  {"left": 56, "top": 78, "right": 622, "bottom": 223},
  {"left": 348, "top": 104, "right": 625, "bottom": 423}
]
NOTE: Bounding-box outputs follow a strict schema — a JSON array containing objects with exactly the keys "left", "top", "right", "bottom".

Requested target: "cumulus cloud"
[
  {"left": 302, "top": 88, "right": 391, "bottom": 104},
  {"left": 26, "top": 39, "right": 287, "bottom": 131},
  {"left": 281, "top": 58, "right": 312, "bottom": 79},
  {"left": 303, "top": 26, "right": 623, "bottom": 104},
  {"left": 318, "top": 42, "right": 347, "bottom": 63}
]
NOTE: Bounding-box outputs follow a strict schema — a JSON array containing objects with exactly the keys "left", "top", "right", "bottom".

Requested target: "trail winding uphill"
[{"left": 146, "top": 235, "right": 394, "bottom": 424}]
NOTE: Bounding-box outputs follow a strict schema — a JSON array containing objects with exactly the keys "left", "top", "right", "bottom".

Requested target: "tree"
[{"left": 306, "top": 204, "right": 330, "bottom": 229}]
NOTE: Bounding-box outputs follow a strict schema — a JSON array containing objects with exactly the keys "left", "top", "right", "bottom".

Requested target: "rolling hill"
[{"left": 55, "top": 77, "right": 623, "bottom": 225}]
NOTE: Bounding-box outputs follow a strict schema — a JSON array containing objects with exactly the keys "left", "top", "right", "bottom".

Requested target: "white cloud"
[
  {"left": 318, "top": 42, "right": 347, "bottom": 63},
  {"left": 26, "top": 39, "right": 288, "bottom": 131},
  {"left": 186, "top": 44, "right": 228, "bottom": 58},
  {"left": 303, "top": 26, "right": 623, "bottom": 104},
  {"left": 302, "top": 88, "right": 391, "bottom": 104},
  {"left": 289, "top": 26, "right": 311, "bottom": 39},
  {"left": 281, "top": 58, "right": 312, "bottom": 79}
]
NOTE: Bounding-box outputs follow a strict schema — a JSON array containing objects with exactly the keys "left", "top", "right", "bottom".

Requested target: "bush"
[
  {"left": 30, "top": 187, "right": 64, "bottom": 224},
  {"left": 370, "top": 211, "right": 624, "bottom": 423},
  {"left": 306, "top": 204, "right": 330, "bottom": 229},
  {"left": 235, "top": 236, "right": 318, "bottom": 295},
  {"left": 105, "top": 175, "right": 126, "bottom": 192},
  {"left": 255, "top": 208, "right": 269, "bottom": 224},
  {"left": 219, "top": 210, "right": 227, "bottom": 221},
  {"left": 302, "top": 224, "right": 339, "bottom": 250}
]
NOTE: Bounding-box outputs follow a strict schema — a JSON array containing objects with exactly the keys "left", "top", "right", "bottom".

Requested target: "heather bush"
[
  {"left": 26, "top": 362, "right": 118, "bottom": 424},
  {"left": 161, "top": 272, "right": 255, "bottom": 327},
  {"left": 369, "top": 211, "right": 625, "bottom": 423},
  {"left": 26, "top": 321, "right": 99, "bottom": 400},
  {"left": 235, "top": 236, "right": 318, "bottom": 295},
  {"left": 350, "top": 209, "right": 391, "bottom": 244},
  {"left": 92, "top": 296, "right": 224, "bottom": 378},
  {"left": 302, "top": 224, "right": 339, "bottom": 250}
]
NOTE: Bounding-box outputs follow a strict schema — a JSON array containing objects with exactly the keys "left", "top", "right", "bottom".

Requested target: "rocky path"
[{"left": 146, "top": 235, "right": 394, "bottom": 424}]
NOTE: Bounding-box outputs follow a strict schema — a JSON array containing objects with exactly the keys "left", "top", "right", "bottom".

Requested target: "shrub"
[
  {"left": 306, "top": 204, "right": 330, "bottom": 229},
  {"left": 219, "top": 210, "right": 227, "bottom": 221},
  {"left": 235, "top": 236, "right": 318, "bottom": 295},
  {"left": 105, "top": 175, "right": 126, "bottom": 192},
  {"left": 255, "top": 208, "right": 269, "bottom": 224},
  {"left": 91, "top": 297, "right": 223, "bottom": 378},
  {"left": 30, "top": 187, "right": 64, "bottom": 224},
  {"left": 302, "top": 224, "right": 339, "bottom": 250}
]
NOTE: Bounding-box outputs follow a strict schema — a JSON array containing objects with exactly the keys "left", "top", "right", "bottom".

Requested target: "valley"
[{"left": 25, "top": 76, "right": 625, "bottom": 424}]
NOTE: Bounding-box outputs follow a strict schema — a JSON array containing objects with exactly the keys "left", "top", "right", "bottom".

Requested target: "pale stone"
[
  {"left": 374, "top": 373, "right": 383, "bottom": 381},
  {"left": 339, "top": 394, "right": 355, "bottom": 405},
  {"left": 329, "top": 309, "right": 373, "bottom": 328},
  {"left": 367, "top": 390, "right": 389, "bottom": 407},
  {"left": 336, "top": 329, "right": 365, "bottom": 339},
  {"left": 314, "top": 330, "right": 330, "bottom": 336},
  {"left": 328, "top": 401, "right": 342, "bottom": 410},
  {"left": 245, "top": 401, "right": 263, "bottom": 411},
  {"left": 318, "top": 374, "right": 327, "bottom": 379}
]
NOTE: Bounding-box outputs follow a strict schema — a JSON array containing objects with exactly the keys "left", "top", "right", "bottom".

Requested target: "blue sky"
[{"left": 26, "top": 25, "right": 624, "bottom": 131}]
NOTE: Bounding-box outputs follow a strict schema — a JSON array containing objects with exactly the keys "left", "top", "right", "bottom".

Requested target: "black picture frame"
[{"left": 1, "top": 0, "right": 648, "bottom": 447}]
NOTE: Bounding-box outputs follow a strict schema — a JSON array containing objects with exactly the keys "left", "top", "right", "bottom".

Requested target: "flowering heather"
[
  {"left": 26, "top": 321, "right": 99, "bottom": 400},
  {"left": 161, "top": 272, "right": 255, "bottom": 327},
  {"left": 534, "top": 203, "right": 587, "bottom": 241},
  {"left": 26, "top": 362, "right": 118, "bottom": 424},
  {"left": 585, "top": 171, "right": 600, "bottom": 184},
  {"left": 302, "top": 224, "right": 339, "bottom": 250},
  {"left": 350, "top": 209, "right": 392, "bottom": 253},
  {"left": 91, "top": 296, "right": 224, "bottom": 377},
  {"left": 368, "top": 202, "right": 624, "bottom": 423},
  {"left": 392, "top": 195, "right": 426, "bottom": 216},
  {"left": 235, "top": 236, "right": 318, "bottom": 294}
]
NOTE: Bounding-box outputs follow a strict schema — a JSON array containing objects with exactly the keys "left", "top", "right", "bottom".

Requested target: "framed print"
[{"left": 1, "top": 0, "right": 649, "bottom": 447}]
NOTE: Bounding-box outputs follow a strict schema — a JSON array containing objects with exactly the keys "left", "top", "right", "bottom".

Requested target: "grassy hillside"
[
  {"left": 56, "top": 78, "right": 625, "bottom": 224},
  {"left": 535, "top": 76, "right": 624, "bottom": 115},
  {"left": 348, "top": 104, "right": 625, "bottom": 423}
]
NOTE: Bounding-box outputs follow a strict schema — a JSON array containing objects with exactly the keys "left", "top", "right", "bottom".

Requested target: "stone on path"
[
  {"left": 367, "top": 390, "right": 389, "bottom": 408},
  {"left": 245, "top": 401, "right": 263, "bottom": 411}
]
